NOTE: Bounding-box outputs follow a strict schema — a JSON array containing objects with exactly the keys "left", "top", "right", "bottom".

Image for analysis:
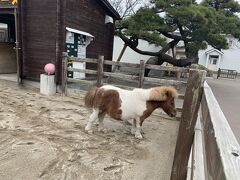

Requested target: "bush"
[{"left": 190, "top": 64, "right": 213, "bottom": 77}]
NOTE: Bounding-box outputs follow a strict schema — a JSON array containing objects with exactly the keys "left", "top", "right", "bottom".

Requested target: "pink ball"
[{"left": 44, "top": 63, "right": 55, "bottom": 75}]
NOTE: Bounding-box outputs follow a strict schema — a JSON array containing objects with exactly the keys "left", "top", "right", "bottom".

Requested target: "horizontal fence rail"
[
  {"left": 145, "top": 64, "right": 190, "bottom": 73},
  {"left": 68, "top": 57, "right": 97, "bottom": 64},
  {"left": 104, "top": 60, "right": 140, "bottom": 69}
]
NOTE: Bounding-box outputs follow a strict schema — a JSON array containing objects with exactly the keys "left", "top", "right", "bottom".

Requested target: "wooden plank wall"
[
  {"left": 66, "top": 0, "right": 115, "bottom": 72},
  {"left": 21, "top": 0, "right": 58, "bottom": 81},
  {"left": 19, "top": 0, "right": 115, "bottom": 82}
]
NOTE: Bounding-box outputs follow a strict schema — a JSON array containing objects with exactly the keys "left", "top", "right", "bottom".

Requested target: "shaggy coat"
[{"left": 84, "top": 85, "right": 177, "bottom": 139}]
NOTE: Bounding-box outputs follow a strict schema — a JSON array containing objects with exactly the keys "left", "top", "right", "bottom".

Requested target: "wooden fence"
[
  {"left": 200, "top": 82, "right": 240, "bottom": 180},
  {"left": 185, "top": 82, "right": 240, "bottom": 180},
  {"left": 61, "top": 53, "right": 189, "bottom": 92},
  {"left": 61, "top": 53, "right": 240, "bottom": 180},
  {"left": 217, "top": 68, "right": 238, "bottom": 79},
  {"left": 170, "top": 70, "right": 205, "bottom": 180}
]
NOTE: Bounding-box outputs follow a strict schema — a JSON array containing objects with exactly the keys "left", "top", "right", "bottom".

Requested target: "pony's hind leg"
[
  {"left": 85, "top": 108, "right": 99, "bottom": 134},
  {"left": 98, "top": 112, "right": 106, "bottom": 132}
]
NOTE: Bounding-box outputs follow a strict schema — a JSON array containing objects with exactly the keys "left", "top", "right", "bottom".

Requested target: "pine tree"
[{"left": 116, "top": 0, "right": 240, "bottom": 74}]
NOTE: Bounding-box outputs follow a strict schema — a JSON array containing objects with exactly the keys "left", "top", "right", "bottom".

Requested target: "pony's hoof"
[
  {"left": 98, "top": 128, "right": 107, "bottom": 133},
  {"left": 140, "top": 129, "right": 145, "bottom": 134},
  {"left": 131, "top": 128, "right": 136, "bottom": 135},
  {"left": 85, "top": 126, "right": 93, "bottom": 134},
  {"left": 135, "top": 133, "right": 143, "bottom": 139},
  {"left": 86, "top": 130, "right": 93, "bottom": 134}
]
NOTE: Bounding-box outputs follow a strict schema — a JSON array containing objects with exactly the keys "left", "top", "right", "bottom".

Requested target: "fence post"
[
  {"left": 61, "top": 52, "right": 68, "bottom": 95},
  {"left": 217, "top": 68, "right": 220, "bottom": 79},
  {"left": 171, "top": 70, "right": 206, "bottom": 180},
  {"left": 97, "top": 55, "right": 104, "bottom": 87},
  {"left": 138, "top": 60, "right": 145, "bottom": 88},
  {"left": 176, "top": 71, "right": 181, "bottom": 81}
]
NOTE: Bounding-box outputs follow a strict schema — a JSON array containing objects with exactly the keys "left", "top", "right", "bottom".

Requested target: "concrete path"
[{"left": 207, "top": 77, "right": 240, "bottom": 143}]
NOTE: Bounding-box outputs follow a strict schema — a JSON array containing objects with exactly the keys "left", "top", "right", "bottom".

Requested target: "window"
[
  {"left": 209, "top": 55, "right": 219, "bottom": 65},
  {"left": 213, "top": 59, "right": 217, "bottom": 65}
]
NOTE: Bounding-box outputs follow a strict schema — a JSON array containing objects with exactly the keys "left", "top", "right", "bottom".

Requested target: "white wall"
[
  {"left": 220, "top": 49, "right": 240, "bottom": 72},
  {"left": 198, "top": 49, "right": 207, "bottom": 66},
  {"left": 113, "top": 36, "right": 161, "bottom": 63}
]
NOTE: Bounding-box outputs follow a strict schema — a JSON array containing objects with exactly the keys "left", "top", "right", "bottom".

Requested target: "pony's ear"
[
  {"left": 165, "top": 87, "right": 178, "bottom": 99},
  {"left": 165, "top": 90, "right": 171, "bottom": 98}
]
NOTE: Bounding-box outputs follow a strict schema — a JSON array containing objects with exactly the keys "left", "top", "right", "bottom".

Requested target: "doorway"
[
  {"left": 207, "top": 55, "right": 219, "bottom": 71},
  {"left": 0, "top": 13, "right": 17, "bottom": 74}
]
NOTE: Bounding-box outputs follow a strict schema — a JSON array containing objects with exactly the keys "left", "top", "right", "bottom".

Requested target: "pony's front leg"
[
  {"left": 98, "top": 112, "right": 106, "bottom": 132},
  {"left": 131, "top": 119, "right": 136, "bottom": 135},
  {"left": 85, "top": 108, "right": 99, "bottom": 134},
  {"left": 135, "top": 118, "right": 143, "bottom": 139}
]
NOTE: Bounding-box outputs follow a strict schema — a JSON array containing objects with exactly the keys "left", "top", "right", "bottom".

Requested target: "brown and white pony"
[{"left": 84, "top": 85, "right": 177, "bottom": 139}]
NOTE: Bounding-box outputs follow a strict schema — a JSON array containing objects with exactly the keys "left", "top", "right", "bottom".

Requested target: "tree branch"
[
  {"left": 118, "top": 30, "right": 192, "bottom": 67},
  {"left": 160, "top": 39, "right": 180, "bottom": 54},
  {"left": 160, "top": 30, "right": 182, "bottom": 40}
]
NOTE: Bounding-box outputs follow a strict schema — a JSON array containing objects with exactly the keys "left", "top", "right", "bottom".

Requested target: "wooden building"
[{"left": 0, "top": 0, "right": 120, "bottom": 83}]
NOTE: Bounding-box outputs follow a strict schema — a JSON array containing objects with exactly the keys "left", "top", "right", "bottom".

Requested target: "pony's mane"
[{"left": 149, "top": 86, "right": 178, "bottom": 101}]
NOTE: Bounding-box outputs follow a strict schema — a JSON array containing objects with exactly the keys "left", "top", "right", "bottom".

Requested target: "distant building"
[
  {"left": 198, "top": 35, "right": 240, "bottom": 72},
  {"left": 173, "top": 36, "right": 240, "bottom": 72}
]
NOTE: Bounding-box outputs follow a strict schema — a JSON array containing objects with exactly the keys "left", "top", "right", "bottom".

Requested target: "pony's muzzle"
[{"left": 170, "top": 111, "right": 177, "bottom": 117}]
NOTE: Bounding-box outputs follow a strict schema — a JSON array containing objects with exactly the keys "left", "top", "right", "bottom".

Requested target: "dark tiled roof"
[{"left": 100, "top": 0, "right": 121, "bottom": 20}]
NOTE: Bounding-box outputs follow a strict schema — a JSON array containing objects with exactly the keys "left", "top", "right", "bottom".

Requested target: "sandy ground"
[{"left": 0, "top": 80, "right": 179, "bottom": 180}]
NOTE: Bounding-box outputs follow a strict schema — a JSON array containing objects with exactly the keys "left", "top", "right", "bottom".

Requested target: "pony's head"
[
  {"left": 151, "top": 86, "right": 178, "bottom": 117},
  {"left": 160, "top": 94, "right": 177, "bottom": 117}
]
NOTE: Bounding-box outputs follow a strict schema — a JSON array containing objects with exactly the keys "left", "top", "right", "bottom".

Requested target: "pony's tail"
[{"left": 84, "top": 86, "right": 99, "bottom": 108}]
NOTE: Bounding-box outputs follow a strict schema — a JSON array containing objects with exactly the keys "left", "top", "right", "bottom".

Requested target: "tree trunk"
[
  {"left": 145, "top": 56, "right": 164, "bottom": 77},
  {"left": 185, "top": 47, "right": 199, "bottom": 64}
]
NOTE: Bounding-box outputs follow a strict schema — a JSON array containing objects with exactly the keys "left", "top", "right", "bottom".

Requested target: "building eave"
[
  {"left": 100, "top": 0, "right": 121, "bottom": 20},
  {"left": 205, "top": 49, "right": 224, "bottom": 55}
]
